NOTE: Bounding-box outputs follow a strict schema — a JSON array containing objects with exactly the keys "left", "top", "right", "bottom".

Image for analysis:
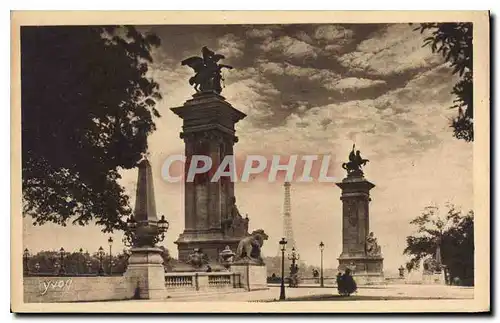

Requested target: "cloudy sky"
[{"left": 23, "top": 23, "right": 473, "bottom": 274}]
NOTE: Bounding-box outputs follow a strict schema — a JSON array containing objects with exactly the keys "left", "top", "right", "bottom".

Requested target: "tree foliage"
[
  {"left": 404, "top": 203, "right": 474, "bottom": 285},
  {"left": 415, "top": 23, "right": 473, "bottom": 142},
  {"left": 25, "top": 246, "right": 175, "bottom": 275},
  {"left": 25, "top": 249, "right": 129, "bottom": 275},
  {"left": 21, "top": 26, "right": 162, "bottom": 233}
]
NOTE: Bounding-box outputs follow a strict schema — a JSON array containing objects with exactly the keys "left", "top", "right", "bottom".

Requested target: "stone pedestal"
[
  {"left": 124, "top": 247, "right": 166, "bottom": 300},
  {"left": 171, "top": 92, "right": 249, "bottom": 262},
  {"left": 231, "top": 261, "right": 268, "bottom": 291},
  {"left": 336, "top": 175, "right": 384, "bottom": 284},
  {"left": 176, "top": 235, "right": 242, "bottom": 264},
  {"left": 422, "top": 271, "right": 446, "bottom": 285}
]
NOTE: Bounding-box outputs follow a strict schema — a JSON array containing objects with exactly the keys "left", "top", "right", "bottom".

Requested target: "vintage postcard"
[{"left": 11, "top": 11, "right": 490, "bottom": 313}]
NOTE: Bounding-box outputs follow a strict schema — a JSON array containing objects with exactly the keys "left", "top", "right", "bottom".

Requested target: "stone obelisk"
[
  {"left": 336, "top": 146, "right": 384, "bottom": 284},
  {"left": 171, "top": 47, "right": 250, "bottom": 262},
  {"left": 124, "top": 158, "right": 166, "bottom": 299}
]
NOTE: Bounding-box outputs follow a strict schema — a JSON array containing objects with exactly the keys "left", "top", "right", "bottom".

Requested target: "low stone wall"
[
  {"left": 422, "top": 272, "right": 447, "bottom": 285},
  {"left": 165, "top": 272, "right": 241, "bottom": 292},
  {"left": 24, "top": 275, "right": 136, "bottom": 303}
]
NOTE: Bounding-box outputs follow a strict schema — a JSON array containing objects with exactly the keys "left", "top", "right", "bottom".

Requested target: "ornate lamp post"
[
  {"left": 288, "top": 247, "right": 300, "bottom": 287},
  {"left": 319, "top": 241, "right": 325, "bottom": 287},
  {"left": 108, "top": 237, "right": 113, "bottom": 275},
  {"left": 23, "top": 248, "right": 30, "bottom": 276},
  {"left": 279, "top": 237, "right": 287, "bottom": 301},
  {"left": 58, "top": 247, "right": 66, "bottom": 275},
  {"left": 97, "top": 246, "right": 105, "bottom": 275}
]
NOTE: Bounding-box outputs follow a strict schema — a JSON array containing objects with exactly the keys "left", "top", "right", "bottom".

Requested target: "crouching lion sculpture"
[{"left": 235, "top": 229, "right": 268, "bottom": 264}]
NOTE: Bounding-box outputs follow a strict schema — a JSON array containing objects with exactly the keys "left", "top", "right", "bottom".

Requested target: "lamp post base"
[{"left": 279, "top": 285, "right": 286, "bottom": 301}]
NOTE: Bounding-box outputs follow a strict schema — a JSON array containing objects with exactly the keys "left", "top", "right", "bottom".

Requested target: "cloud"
[
  {"left": 260, "top": 36, "right": 318, "bottom": 60},
  {"left": 374, "top": 64, "right": 457, "bottom": 114},
  {"left": 313, "top": 25, "right": 355, "bottom": 54},
  {"left": 339, "top": 24, "right": 444, "bottom": 75},
  {"left": 223, "top": 77, "right": 279, "bottom": 122},
  {"left": 261, "top": 62, "right": 459, "bottom": 163},
  {"left": 326, "top": 77, "right": 386, "bottom": 91},
  {"left": 324, "top": 44, "right": 344, "bottom": 53},
  {"left": 216, "top": 33, "right": 245, "bottom": 58},
  {"left": 246, "top": 28, "right": 274, "bottom": 39},
  {"left": 259, "top": 61, "right": 285, "bottom": 75},
  {"left": 314, "top": 25, "right": 354, "bottom": 42},
  {"left": 294, "top": 30, "right": 314, "bottom": 44},
  {"left": 258, "top": 61, "right": 339, "bottom": 82}
]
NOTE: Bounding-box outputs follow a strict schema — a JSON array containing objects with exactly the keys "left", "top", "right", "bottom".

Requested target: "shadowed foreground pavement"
[
  {"left": 67, "top": 284, "right": 473, "bottom": 304},
  {"left": 162, "top": 284, "right": 474, "bottom": 302}
]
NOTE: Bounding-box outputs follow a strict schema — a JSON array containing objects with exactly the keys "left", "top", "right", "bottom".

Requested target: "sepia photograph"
[{"left": 10, "top": 11, "right": 490, "bottom": 313}]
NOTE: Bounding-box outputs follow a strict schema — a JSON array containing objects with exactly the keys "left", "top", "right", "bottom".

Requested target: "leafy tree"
[
  {"left": 404, "top": 203, "right": 474, "bottom": 285},
  {"left": 25, "top": 249, "right": 127, "bottom": 275},
  {"left": 25, "top": 247, "right": 177, "bottom": 275},
  {"left": 415, "top": 23, "right": 473, "bottom": 142},
  {"left": 21, "top": 26, "right": 162, "bottom": 233}
]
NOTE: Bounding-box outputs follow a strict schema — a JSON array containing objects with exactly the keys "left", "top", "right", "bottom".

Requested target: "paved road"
[{"left": 165, "top": 284, "right": 473, "bottom": 302}]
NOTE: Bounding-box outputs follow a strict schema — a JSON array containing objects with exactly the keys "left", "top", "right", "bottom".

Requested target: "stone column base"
[
  {"left": 124, "top": 247, "right": 167, "bottom": 300},
  {"left": 338, "top": 254, "right": 384, "bottom": 285},
  {"left": 175, "top": 232, "right": 242, "bottom": 263},
  {"left": 231, "top": 261, "right": 268, "bottom": 291}
]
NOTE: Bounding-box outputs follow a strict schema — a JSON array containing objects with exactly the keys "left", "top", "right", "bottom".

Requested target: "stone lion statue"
[{"left": 235, "top": 229, "right": 268, "bottom": 264}]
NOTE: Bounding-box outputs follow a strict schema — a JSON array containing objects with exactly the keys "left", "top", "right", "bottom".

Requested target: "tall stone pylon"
[
  {"left": 336, "top": 146, "right": 383, "bottom": 284},
  {"left": 171, "top": 92, "right": 250, "bottom": 262}
]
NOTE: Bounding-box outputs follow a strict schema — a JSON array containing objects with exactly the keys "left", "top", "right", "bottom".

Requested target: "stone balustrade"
[
  {"left": 165, "top": 274, "right": 194, "bottom": 289},
  {"left": 165, "top": 272, "right": 241, "bottom": 291}
]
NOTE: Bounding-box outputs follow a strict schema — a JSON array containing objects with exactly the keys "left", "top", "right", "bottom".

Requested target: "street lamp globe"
[
  {"left": 279, "top": 237, "right": 287, "bottom": 251},
  {"left": 108, "top": 237, "right": 113, "bottom": 246},
  {"left": 158, "top": 215, "right": 169, "bottom": 232},
  {"left": 288, "top": 247, "right": 300, "bottom": 260},
  {"left": 319, "top": 241, "right": 325, "bottom": 250}
]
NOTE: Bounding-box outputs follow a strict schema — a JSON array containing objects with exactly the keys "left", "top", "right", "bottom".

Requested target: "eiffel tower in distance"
[{"left": 282, "top": 181, "right": 297, "bottom": 252}]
